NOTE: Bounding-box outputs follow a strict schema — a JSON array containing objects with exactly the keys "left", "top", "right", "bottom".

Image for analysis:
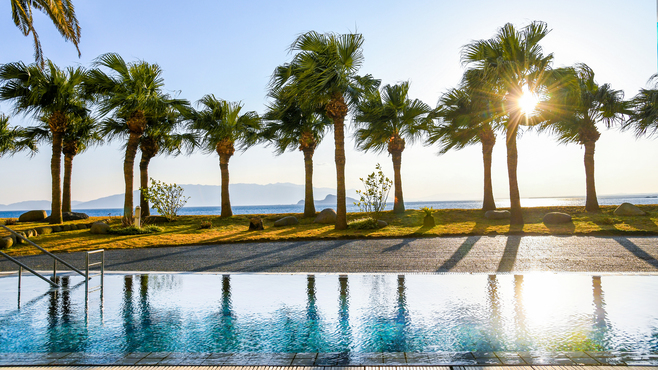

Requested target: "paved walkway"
[{"left": 1, "top": 235, "right": 657, "bottom": 274}]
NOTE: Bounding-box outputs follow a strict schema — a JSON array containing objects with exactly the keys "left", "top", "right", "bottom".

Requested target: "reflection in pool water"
[{"left": 0, "top": 273, "right": 657, "bottom": 354}]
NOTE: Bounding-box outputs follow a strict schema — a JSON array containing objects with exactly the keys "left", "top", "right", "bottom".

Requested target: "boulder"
[
  {"left": 61, "top": 225, "right": 72, "bottom": 231},
  {"left": 76, "top": 224, "right": 88, "bottom": 230},
  {"left": 274, "top": 216, "right": 299, "bottom": 227},
  {"left": 25, "top": 229, "right": 37, "bottom": 238},
  {"left": 248, "top": 217, "right": 264, "bottom": 231},
  {"left": 314, "top": 208, "right": 337, "bottom": 224},
  {"left": 63, "top": 212, "right": 89, "bottom": 221},
  {"left": 377, "top": 220, "right": 388, "bottom": 228},
  {"left": 90, "top": 222, "right": 110, "bottom": 234},
  {"left": 485, "top": 210, "right": 511, "bottom": 220},
  {"left": 614, "top": 203, "right": 646, "bottom": 216},
  {"left": 0, "top": 236, "right": 12, "bottom": 250},
  {"left": 51, "top": 226, "right": 62, "bottom": 232},
  {"left": 14, "top": 231, "right": 27, "bottom": 244},
  {"left": 423, "top": 215, "right": 436, "bottom": 227},
  {"left": 18, "top": 210, "right": 47, "bottom": 222},
  {"left": 543, "top": 212, "right": 572, "bottom": 224},
  {"left": 35, "top": 226, "right": 53, "bottom": 235}
]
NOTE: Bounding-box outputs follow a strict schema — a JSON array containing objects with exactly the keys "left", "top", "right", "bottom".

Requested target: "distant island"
[{"left": 297, "top": 194, "right": 358, "bottom": 206}]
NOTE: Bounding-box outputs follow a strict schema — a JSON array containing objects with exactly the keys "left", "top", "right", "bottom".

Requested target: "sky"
[{"left": 0, "top": 0, "right": 656, "bottom": 205}]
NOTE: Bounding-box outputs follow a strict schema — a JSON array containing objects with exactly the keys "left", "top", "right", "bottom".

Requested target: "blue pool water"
[{"left": 0, "top": 273, "right": 657, "bottom": 354}]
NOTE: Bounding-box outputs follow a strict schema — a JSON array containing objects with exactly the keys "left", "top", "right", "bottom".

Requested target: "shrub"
[
  {"left": 140, "top": 178, "right": 190, "bottom": 221},
  {"left": 421, "top": 207, "right": 434, "bottom": 217},
  {"left": 348, "top": 217, "right": 379, "bottom": 230},
  {"left": 354, "top": 163, "right": 392, "bottom": 221},
  {"left": 108, "top": 225, "right": 163, "bottom": 235},
  {"left": 3, "top": 218, "right": 17, "bottom": 226},
  {"left": 200, "top": 220, "right": 213, "bottom": 229}
]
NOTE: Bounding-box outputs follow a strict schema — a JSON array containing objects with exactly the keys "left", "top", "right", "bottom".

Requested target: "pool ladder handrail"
[
  {"left": 0, "top": 224, "right": 104, "bottom": 294},
  {"left": 85, "top": 249, "right": 104, "bottom": 293}
]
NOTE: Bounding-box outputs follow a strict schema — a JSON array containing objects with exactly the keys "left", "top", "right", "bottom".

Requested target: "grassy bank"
[{"left": 1, "top": 204, "right": 657, "bottom": 256}]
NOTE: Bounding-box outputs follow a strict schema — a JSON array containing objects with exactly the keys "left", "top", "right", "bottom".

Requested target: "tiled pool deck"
[{"left": 1, "top": 351, "right": 658, "bottom": 366}]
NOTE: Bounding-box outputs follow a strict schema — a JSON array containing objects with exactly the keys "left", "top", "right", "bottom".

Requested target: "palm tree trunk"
[
  {"left": 123, "top": 132, "right": 141, "bottom": 225},
  {"left": 584, "top": 140, "right": 600, "bottom": 212},
  {"left": 506, "top": 122, "right": 523, "bottom": 225},
  {"left": 50, "top": 132, "right": 63, "bottom": 224},
  {"left": 62, "top": 152, "right": 74, "bottom": 213},
  {"left": 219, "top": 155, "right": 232, "bottom": 217},
  {"left": 303, "top": 148, "right": 316, "bottom": 218},
  {"left": 333, "top": 115, "right": 347, "bottom": 229},
  {"left": 482, "top": 141, "right": 496, "bottom": 211},
  {"left": 139, "top": 153, "right": 153, "bottom": 217},
  {"left": 392, "top": 150, "right": 404, "bottom": 213}
]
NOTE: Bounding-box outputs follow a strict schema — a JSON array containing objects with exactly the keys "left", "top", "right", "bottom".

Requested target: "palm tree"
[
  {"left": 85, "top": 53, "right": 187, "bottom": 225},
  {"left": 353, "top": 82, "right": 430, "bottom": 214},
  {"left": 461, "top": 21, "right": 554, "bottom": 225},
  {"left": 187, "top": 95, "right": 261, "bottom": 217},
  {"left": 537, "top": 64, "right": 627, "bottom": 212},
  {"left": 626, "top": 74, "right": 658, "bottom": 138},
  {"left": 0, "top": 60, "right": 87, "bottom": 224},
  {"left": 0, "top": 113, "right": 36, "bottom": 157},
  {"left": 23, "top": 114, "right": 99, "bottom": 213},
  {"left": 9, "top": 0, "right": 81, "bottom": 66},
  {"left": 271, "top": 31, "right": 378, "bottom": 229},
  {"left": 427, "top": 86, "right": 500, "bottom": 211},
  {"left": 262, "top": 86, "right": 332, "bottom": 218}
]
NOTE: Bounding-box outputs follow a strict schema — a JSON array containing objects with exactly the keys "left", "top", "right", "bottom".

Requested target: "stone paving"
[
  {"left": 1, "top": 235, "right": 658, "bottom": 274},
  {"left": 1, "top": 351, "right": 658, "bottom": 366}
]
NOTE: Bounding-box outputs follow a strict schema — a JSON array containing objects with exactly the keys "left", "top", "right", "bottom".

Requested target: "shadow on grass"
[
  {"left": 615, "top": 237, "right": 658, "bottom": 269},
  {"left": 497, "top": 235, "right": 521, "bottom": 272},
  {"left": 436, "top": 235, "right": 481, "bottom": 272}
]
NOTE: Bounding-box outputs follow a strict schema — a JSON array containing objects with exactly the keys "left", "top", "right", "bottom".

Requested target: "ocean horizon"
[{"left": 0, "top": 195, "right": 656, "bottom": 219}]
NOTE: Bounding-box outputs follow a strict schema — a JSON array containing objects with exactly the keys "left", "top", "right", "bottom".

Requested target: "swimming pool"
[{"left": 0, "top": 273, "right": 657, "bottom": 364}]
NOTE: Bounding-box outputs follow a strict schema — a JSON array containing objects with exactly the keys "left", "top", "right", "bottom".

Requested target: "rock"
[
  {"left": 0, "top": 236, "right": 12, "bottom": 249},
  {"left": 35, "top": 226, "right": 53, "bottom": 235},
  {"left": 485, "top": 210, "right": 511, "bottom": 220},
  {"left": 144, "top": 215, "right": 169, "bottom": 224},
  {"left": 51, "top": 226, "right": 62, "bottom": 232},
  {"left": 248, "top": 217, "right": 264, "bottom": 231},
  {"left": 314, "top": 208, "right": 337, "bottom": 224},
  {"left": 76, "top": 224, "right": 88, "bottom": 230},
  {"left": 423, "top": 215, "right": 436, "bottom": 227},
  {"left": 543, "top": 212, "right": 572, "bottom": 224},
  {"left": 25, "top": 229, "right": 37, "bottom": 238},
  {"left": 377, "top": 220, "right": 388, "bottom": 228},
  {"left": 63, "top": 212, "right": 89, "bottom": 221},
  {"left": 61, "top": 225, "right": 72, "bottom": 231},
  {"left": 614, "top": 203, "right": 646, "bottom": 216},
  {"left": 90, "top": 222, "right": 110, "bottom": 234},
  {"left": 274, "top": 216, "right": 299, "bottom": 227},
  {"left": 15, "top": 231, "right": 27, "bottom": 244},
  {"left": 18, "top": 210, "right": 47, "bottom": 222}
]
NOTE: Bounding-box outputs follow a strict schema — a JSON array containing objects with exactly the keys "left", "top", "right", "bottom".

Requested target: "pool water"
[{"left": 0, "top": 273, "right": 657, "bottom": 354}]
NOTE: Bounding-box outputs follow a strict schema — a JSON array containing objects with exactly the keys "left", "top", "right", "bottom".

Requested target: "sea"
[{"left": 1, "top": 195, "right": 656, "bottom": 219}]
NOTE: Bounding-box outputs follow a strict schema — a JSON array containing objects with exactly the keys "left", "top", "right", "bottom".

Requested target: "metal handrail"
[
  {"left": 0, "top": 224, "right": 86, "bottom": 278},
  {"left": 0, "top": 251, "right": 59, "bottom": 288},
  {"left": 85, "top": 249, "right": 104, "bottom": 293}
]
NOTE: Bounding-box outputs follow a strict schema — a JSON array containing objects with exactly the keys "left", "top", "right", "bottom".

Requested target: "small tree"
[
  {"left": 140, "top": 178, "right": 189, "bottom": 221},
  {"left": 354, "top": 163, "right": 392, "bottom": 221}
]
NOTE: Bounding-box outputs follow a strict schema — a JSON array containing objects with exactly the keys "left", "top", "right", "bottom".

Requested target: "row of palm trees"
[{"left": 1, "top": 22, "right": 657, "bottom": 229}]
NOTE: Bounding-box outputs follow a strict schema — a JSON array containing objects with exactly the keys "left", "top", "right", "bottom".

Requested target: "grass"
[{"left": 1, "top": 205, "right": 657, "bottom": 256}]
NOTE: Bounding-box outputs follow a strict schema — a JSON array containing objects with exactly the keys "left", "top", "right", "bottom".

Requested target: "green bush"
[
  {"left": 200, "top": 220, "right": 213, "bottom": 229},
  {"left": 108, "top": 225, "right": 163, "bottom": 235},
  {"left": 348, "top": 217, "right": 380, "bottom": 230},
  {"left": 354, "top": 163, "right": 392, "bottom": 222},
  {"left": 140, "top": 178, "right": 190, "bottom": 221}
]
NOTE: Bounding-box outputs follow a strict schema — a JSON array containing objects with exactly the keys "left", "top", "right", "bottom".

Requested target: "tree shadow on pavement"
[
  {"left": 436, "top": 235, "right": 481, "bottom": 272},
  {"left": 497, "top": 235, "right": 521, "bottom": 272},
  {"left": 615, "top": 237, "right": 658, "bottom": 269}
]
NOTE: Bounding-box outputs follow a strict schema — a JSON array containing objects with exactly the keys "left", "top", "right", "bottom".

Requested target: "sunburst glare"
[{"left": 518, "top": 85, "right": 539, "bottom": 115}]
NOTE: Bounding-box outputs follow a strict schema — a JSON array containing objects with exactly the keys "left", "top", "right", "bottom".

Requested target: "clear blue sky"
[{"left": 0, "top": 0, "right": 656, "bottom": 205}]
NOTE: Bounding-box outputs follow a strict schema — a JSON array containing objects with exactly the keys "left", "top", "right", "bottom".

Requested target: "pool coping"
[{"left": 1, "top": 351, "right": 658, "bottom": 366}]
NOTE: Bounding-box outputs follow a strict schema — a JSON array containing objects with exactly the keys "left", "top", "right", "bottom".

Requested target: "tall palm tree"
[
  {"left": 85, "top": 53, "right": 187, "bottom": 224},
  {"left": 427, "top": 86, "right": 501, "bottom": 211},
  {"left": 537, "top": 64, "right": 627, "bottom": 212},
  {"left": 23, "top": 114, "right": 99, "bottom": 212},
  {"left": 187, "top": 95, "right": 261, "bottom": 217},
  {"left": 9, "top": 0, "right": 81, "bottom": 66},
  {"left": 626, "top": 74, "right": 658, "bottom": 138},
  {"left": 0, "top": 60, "right": 87, "bottom": 224},
  {"left": 271, "top": 31, "right": 378, "bottom": 229},
  {"left": 0, "top": 113, "right": 36, "bottom": 157},
  {"left": 262, "top": 86, "right": 332, "bottom": 218},
  {"left": 353, "top": 82, "right": 430, "bottom": 214},
  {"left": 461, "top": 21, "right": 554, "bottom": 225}
]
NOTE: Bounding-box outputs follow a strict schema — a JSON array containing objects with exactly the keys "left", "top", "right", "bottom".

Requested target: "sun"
[{"left": 517, "top": 85, "right": 539, "bottom": 115}]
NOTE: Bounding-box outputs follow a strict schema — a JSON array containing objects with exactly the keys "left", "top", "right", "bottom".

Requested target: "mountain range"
[{"left": 0, "top": 183, "right": 359, "bottom": 211}]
